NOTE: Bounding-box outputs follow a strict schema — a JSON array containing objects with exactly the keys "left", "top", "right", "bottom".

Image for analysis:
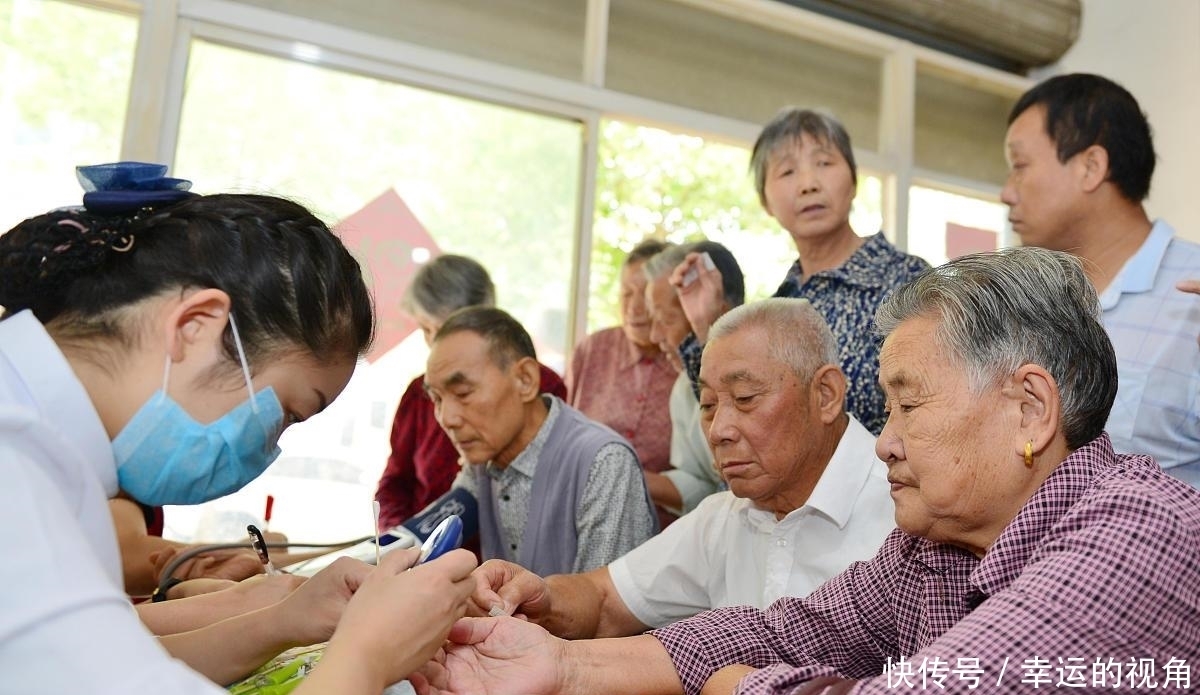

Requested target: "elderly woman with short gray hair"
[{"left": 411, "top": 246, "right": 1200, "bottom": 695}]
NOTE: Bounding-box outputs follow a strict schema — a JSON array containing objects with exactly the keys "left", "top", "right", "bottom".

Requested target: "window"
[
  {"left": 906, "top": 185, "right": 1009, "bottom": 266},
  {"left": 586, "top": 119, "right": 884, "bottom": 331},
  {"left": 914, "top": 63, "right": 1017, "bottom": 187},
  {"left": 4, "top": 0, "right": 1028, "bottom": 545},
  {"left": 165, "top": 39, "right": 582, "bottom": 543},
  {"left": 0, "top": 0, "right": 136, "bottom": 231},
  {"left": 908, "top": 64, "right": 1018, "bottom": 266}
]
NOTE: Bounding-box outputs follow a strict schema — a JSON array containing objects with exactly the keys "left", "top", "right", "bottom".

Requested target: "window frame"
[{"left": 106, "top": 0, "right": 1032, "bottom": 350}]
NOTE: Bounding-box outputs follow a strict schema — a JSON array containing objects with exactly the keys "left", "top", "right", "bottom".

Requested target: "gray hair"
[
  {"left": 402, "top": 254, "right": 495, "bottom": 320},
  {"left": 707, "top": 298, "right": 839, "bottom": 382},
  {"left": 625, "top": 238, "right": 671, "bottom": 268},
  {"left": 874, "top": 247, "right": 1117, "bottom": 449},
  {"left": 750, "top": 107, "right": 857, "bottom": 208},
  {"left": 643, "top": 244, "right": 690, "bottom": 281},
  {"left": 435, "top": 305, "right": 536, "bottom": 370}
]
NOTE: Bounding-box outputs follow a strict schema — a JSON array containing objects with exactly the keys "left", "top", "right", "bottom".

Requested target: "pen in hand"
[{"left": 246, "top": 524, "right": 278, "bottom": 575}]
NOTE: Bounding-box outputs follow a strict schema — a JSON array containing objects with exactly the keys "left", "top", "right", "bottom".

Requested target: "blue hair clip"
[{"left": 76, "top": 162, "right": 196, "bottom": 215}]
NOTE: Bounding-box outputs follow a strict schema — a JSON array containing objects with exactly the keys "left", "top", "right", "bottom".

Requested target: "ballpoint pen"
[{"left": 247, "top": 524, "right": 278, "bottom": 575}]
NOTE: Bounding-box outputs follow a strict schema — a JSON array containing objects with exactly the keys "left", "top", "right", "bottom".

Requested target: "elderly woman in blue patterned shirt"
[
  {"left": 673, "top": 108, "right": 928, "bottom": 435},
  {"left": 410, "top": 246, "right": 1200, "bottom": 695}
]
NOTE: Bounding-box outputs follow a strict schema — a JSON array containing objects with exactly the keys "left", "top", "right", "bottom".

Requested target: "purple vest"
[{"left": 474, "top": 397, "right": 645, "bottom": 575}]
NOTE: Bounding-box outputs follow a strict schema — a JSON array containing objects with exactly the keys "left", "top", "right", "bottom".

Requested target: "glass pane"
[
  {"left": 0, "top": 0, "right": 136, "bottom": 232},
  {"left": 165, "top": 40, "right": 582, "bottom": 544},
  {"left": 914, "top": 65, "right": 1016, "bottom": 186},
  {"left": 851, "top": 174, "right": 884, "bottom": 241},
  {"left": 588, "top": 119, "right": 883, "bottom": 332},
  {"left": 607, "top": 0, "right": 882, "bottom": 150},
  {"left": 907, "top": 185, "right": 1008, "bottom": 267},
  {"left": 235, "top": 0, "right": 588, "bottom": 81}
]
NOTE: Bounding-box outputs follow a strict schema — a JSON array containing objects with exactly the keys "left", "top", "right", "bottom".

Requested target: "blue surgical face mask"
[{"left": 112, "top": 314, "right": 284, "bottom": 506}]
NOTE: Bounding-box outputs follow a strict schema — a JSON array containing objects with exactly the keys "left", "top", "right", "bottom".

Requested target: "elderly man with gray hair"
[
  {"left": 467, "top": 297, "right": 894, "bottom": 640},
  {"left": 375, "top": 254, "right": 567, "bottom": 532},
  {"left": 412, "top": 247, "right": 1200, "bottom": 695}
]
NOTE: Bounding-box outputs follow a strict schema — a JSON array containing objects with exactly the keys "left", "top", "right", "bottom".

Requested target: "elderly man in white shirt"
[{"left": 471, "top": 297, "right": 894, "bottom": 637}]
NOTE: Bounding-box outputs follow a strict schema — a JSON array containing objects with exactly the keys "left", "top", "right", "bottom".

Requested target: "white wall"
[{"left": 1035, "top": 0, "right": 1200, "bottom": 242}]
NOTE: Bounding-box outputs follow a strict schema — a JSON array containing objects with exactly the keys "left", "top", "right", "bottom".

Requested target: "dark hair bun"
[{"left": 0, "top": 211, "right": 135, "bottom": 317}]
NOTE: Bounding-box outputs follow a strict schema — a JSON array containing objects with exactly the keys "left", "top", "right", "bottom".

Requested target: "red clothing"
[
  {"left": 374, "top": 362, "right": 566, "bottom": 531},
  {"left": 567, "top": 326, "right": 677, "bottom": 475},
  {"left": 137, "top": 502, "right": 165, "bottom": 538}
]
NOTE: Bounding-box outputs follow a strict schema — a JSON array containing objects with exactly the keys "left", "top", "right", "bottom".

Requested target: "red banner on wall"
[
  {"left": 945, "top": 222, "right": 998, "bottom": 260},
  {"left": 334, "top": 189, "right": 440, "bottom": 362}
]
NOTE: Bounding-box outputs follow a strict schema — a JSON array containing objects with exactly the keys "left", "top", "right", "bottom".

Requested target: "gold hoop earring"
[{"left": 1024, "top": 440, "right": 1034, "bottom": 468}]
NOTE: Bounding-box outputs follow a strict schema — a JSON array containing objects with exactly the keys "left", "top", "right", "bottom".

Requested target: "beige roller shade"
[
  {"left": 230, "top": 0, "right": 589, "bottom": 81},
  {"left": 606, "top": 0, "right": 882, "bottom": 150}
]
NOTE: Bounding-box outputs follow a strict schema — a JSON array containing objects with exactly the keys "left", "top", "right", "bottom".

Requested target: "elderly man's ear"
[
  {"left": 1004, "top": 364, "right": 1062, "bottom": 459},
  {"left": 812, "top": 364, "right": 848, "bottom": 424},
  {"left": 513, "top": 357, "right": 542, "bottom": 403}
]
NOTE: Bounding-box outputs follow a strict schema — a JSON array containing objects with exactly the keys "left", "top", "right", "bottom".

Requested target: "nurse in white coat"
[{"left": 0, "top": 165, "right": 476, "bottom": 695}]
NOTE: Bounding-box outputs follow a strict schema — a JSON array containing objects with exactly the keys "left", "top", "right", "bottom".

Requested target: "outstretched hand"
[
  {"left": 410, "top": 616, "right": 565, "bottom": 695},
  {"left": 468, "top": 559, "right": 550, "bottom": 621},
  {"left": 152, "top": 545, "right": 268, "bottom": 582}
]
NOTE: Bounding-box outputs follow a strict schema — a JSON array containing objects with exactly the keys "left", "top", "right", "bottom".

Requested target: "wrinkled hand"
[
  {"left": 468, "top": 559, "right": 549, "bottom": 620},
  {"left": 327, "top": 547, "right": 478, "bottom": 686},
  {"left": 167, "top": 577, "right": 238, "bottom": 599},
  {"left": 152, "top": 546, "right": 267, "bottom": 582},
  {"left": 411, "top": 616, "right": 565, "bottom": 695},
  {"left": 669, "top": 252, "right": 727, "bottom": 345}
]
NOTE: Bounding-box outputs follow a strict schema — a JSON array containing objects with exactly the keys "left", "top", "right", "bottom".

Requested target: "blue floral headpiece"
[{"left": 76, "top": 162, "right": 196, "bottom": 215}]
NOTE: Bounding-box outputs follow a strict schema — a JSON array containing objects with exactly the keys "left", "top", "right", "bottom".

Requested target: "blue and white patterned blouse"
[{"left": 680, "top": 232, "right": 930, "bottom": 435}]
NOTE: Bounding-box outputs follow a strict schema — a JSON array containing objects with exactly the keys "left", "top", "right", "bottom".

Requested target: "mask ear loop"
[
  {"left": 226, "top": 313, "right": 260, "bottom": 415},
  {"left": 158, "top": 355, "right": 171, "bottom": 405}
]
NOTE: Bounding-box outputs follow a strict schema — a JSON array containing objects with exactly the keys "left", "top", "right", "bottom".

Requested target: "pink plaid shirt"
[
  {"left": 652, "top": 434, "right": 1200, "bottom": 693},
  {"left": 566, "top": 326, "right": 677, "bottom": 475}
]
